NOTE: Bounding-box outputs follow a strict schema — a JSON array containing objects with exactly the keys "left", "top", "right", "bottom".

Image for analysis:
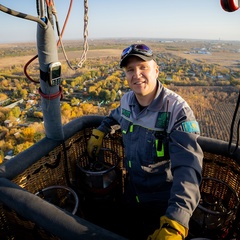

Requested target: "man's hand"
[
  {"left": 147, "top": 216, "right": 188, "bottom": 240},
  {"left": 87, "top": 129, "right": 105, "bottom": 158}
]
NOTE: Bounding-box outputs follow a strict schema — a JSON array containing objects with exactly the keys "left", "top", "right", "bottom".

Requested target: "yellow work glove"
[
  {"left": 147, "top": 215, "right": 188, "bottom": 240},
  {"left": 87, "top": 129, "right": 105, "bottom": 158}
]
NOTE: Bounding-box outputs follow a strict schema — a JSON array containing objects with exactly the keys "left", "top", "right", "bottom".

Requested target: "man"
[{"left": 87, "top": 44, "right": 203, "bottom": 239}]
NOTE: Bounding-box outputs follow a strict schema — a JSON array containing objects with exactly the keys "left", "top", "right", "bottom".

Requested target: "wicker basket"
[
  {"left": 191, "top": 177, "right": 239, "bottom": 238},
  {"left": 1, "top": 116, "right": 240, "bottom": 239},
  {"left": 189, "top": 151, "right": 240, "bottom": 239}
]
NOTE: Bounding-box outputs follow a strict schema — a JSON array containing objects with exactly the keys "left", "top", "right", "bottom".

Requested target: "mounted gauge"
[{"left": 221, "top": 0, "right": 239, "bottom": 12}]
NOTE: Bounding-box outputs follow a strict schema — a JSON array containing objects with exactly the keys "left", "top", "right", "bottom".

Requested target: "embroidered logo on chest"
[
  {"left": 155, "top": 112, "right": 170, "bottom": 128},
  {"left": 122, "top": 108, "right": 131, "bottom": 118}
]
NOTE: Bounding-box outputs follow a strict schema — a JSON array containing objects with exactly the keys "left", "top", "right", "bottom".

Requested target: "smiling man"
[
  {"left": 123, "top": 55, "right": 158, "bottom": 107},
  {"left": 87, "top": 44, "right": 203, "bottom": 240}
]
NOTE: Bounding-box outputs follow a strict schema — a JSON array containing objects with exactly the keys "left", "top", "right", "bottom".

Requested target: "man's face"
[{"left": 124, "top": 56, "right": 159, "bottom": 97}]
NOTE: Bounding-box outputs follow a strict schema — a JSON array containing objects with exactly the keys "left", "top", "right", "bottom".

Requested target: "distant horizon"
[
  {"left": 1, "top": 37, "right": 240, "bottom": 46},
  {"left": 1, "top": 1, "right": 240, "bottom": 44}
]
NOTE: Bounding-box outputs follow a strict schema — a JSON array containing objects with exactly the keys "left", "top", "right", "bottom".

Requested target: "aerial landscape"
[
  {"left": 1, "top": 0, "right": 240, "bottom": 239},
  {"left": 1, "top": 38, "right": 240, "bottom": 240},
  {"left": 1, "top": 38, "right": 240, "bottom": 163}
]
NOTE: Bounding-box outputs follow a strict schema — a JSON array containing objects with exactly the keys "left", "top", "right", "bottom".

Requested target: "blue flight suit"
[{"left": 98, "top": 81, "right": 203, "bottom": 230}]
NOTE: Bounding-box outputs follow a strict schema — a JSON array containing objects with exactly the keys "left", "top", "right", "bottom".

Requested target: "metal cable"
[
  {"left": 0, "top": 4, "right": 46, "bottom": 27},
  {"left": 0, "top": 0, "right": 89, "bottom": 76},
  {"left": 57, "top": 0, "right": 89, "bottom": 70},
  {"left": 228, "top": 90, "right": 240, "bottom": 155},
  {"left": 37, "top": 0, "right": 46, "bottom": 19}
]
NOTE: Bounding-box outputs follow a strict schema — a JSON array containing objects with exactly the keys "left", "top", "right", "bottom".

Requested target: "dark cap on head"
[{"left": 120, "top": 44, "right": 155, "bottom": 68}]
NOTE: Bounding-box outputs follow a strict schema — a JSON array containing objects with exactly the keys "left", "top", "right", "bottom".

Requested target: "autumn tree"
[
  {"left": 61, "top": 102, "right": 72, "bottom": 121},
  {"left": 1, "top": 79, "right": 9, "bottom": 88},
  {"left": 0, "top": 111, "right": 6, "bottom": 123},
  {"left": 0, "top": 93, "right": 8, "bottom": 101},
  {"left": 71, "top": 97, "right": 80, "bottom": 106},
  {"left": 22, "top": 127, "right": 35, "bottom": 142},
  {"left": 0, "top": 150, "right": 4, "bottom": 164},
  {"left": 72, "top": 106, "right": 83, "bottom": 118},
  {"left": 13, "top": 142, "right": 33, "bottom": 155},
  {"left": 19, "top": 89, "right": 28, "bottom": 99},
  {"left": 123, "top": 79, "right": 129, "bottom": 88},
  {"left": 110, "top": 89, "right": 117, "bottom": 102},
  {"left": 99, "top": 89, "right": 111, "bottom": 101},
  {"left": 11, "top": 106, "right": 21, "bottom": 118},
  {"left": 34, "top": 111, "right": 43, "bottom": 119},
  {"left": 81, "top": 103, "right": 98, "bottom": 115}
]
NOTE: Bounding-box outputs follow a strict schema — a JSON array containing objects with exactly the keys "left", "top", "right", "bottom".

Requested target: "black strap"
[{"left": 40, "top": 69, "right": 49, "bottom": 82}]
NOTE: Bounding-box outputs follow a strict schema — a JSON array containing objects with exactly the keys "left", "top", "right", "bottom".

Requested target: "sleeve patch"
[{"left": 182, "top": 120, "right": 200, "bottom": 133}]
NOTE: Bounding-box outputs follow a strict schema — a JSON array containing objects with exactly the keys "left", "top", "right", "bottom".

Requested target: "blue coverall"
[{"left": 97, "top": 81, "right": 203, "bottom": 237}]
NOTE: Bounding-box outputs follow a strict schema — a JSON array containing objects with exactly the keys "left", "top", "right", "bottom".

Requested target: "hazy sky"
[{"left": 1, "top": 0, "right": 240, "bottom": 43}]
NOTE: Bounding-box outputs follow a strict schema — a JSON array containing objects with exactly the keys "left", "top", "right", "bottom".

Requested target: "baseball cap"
[{"left": 120, "top": 44, "right": 154, "bottom": 68}]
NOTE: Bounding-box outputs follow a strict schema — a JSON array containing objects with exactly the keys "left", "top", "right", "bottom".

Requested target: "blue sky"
[{"left": 0, "top": 0, "right": 240, "bottom": 43}]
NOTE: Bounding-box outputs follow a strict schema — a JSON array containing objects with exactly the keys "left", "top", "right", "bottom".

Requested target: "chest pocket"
[{"left": 121, "top": 120, "right": 156, "bottom": 164}]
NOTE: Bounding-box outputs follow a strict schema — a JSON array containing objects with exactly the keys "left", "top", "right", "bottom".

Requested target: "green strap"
[
  {"left": 128, "top": 160, "right": 132, "bottom": 168},
  {"left": 156, "top": 139, "right": 164, "bottom": 157},
  {"left": 130, "top": 124, "right": 133, "bottom": 132},
  {"left": 122, "top": 124, "right": 133, "bottom": 134}
]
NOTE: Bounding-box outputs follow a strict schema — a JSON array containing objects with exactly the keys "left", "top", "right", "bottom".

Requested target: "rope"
[
  {"left": 56, "top": 0, "right": 89, "bottom": 70},
  {"left": 0, "top": 0, "right": 90, "bottom": 83},
  {"left": 37, "top": 0, "right": 46, "bottom": 19}
]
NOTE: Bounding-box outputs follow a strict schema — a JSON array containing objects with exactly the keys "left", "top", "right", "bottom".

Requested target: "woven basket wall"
[
  {"left": 0, "top": 127, "right": 125, "bottom": 240},
  {"left": 0, "top": 125, "right": 240, "bottom": 239}
]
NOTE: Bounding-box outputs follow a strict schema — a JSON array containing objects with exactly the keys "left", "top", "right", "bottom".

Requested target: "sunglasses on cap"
[{"left": 121, "top": 44, "right": 153, "bottom": 60}]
